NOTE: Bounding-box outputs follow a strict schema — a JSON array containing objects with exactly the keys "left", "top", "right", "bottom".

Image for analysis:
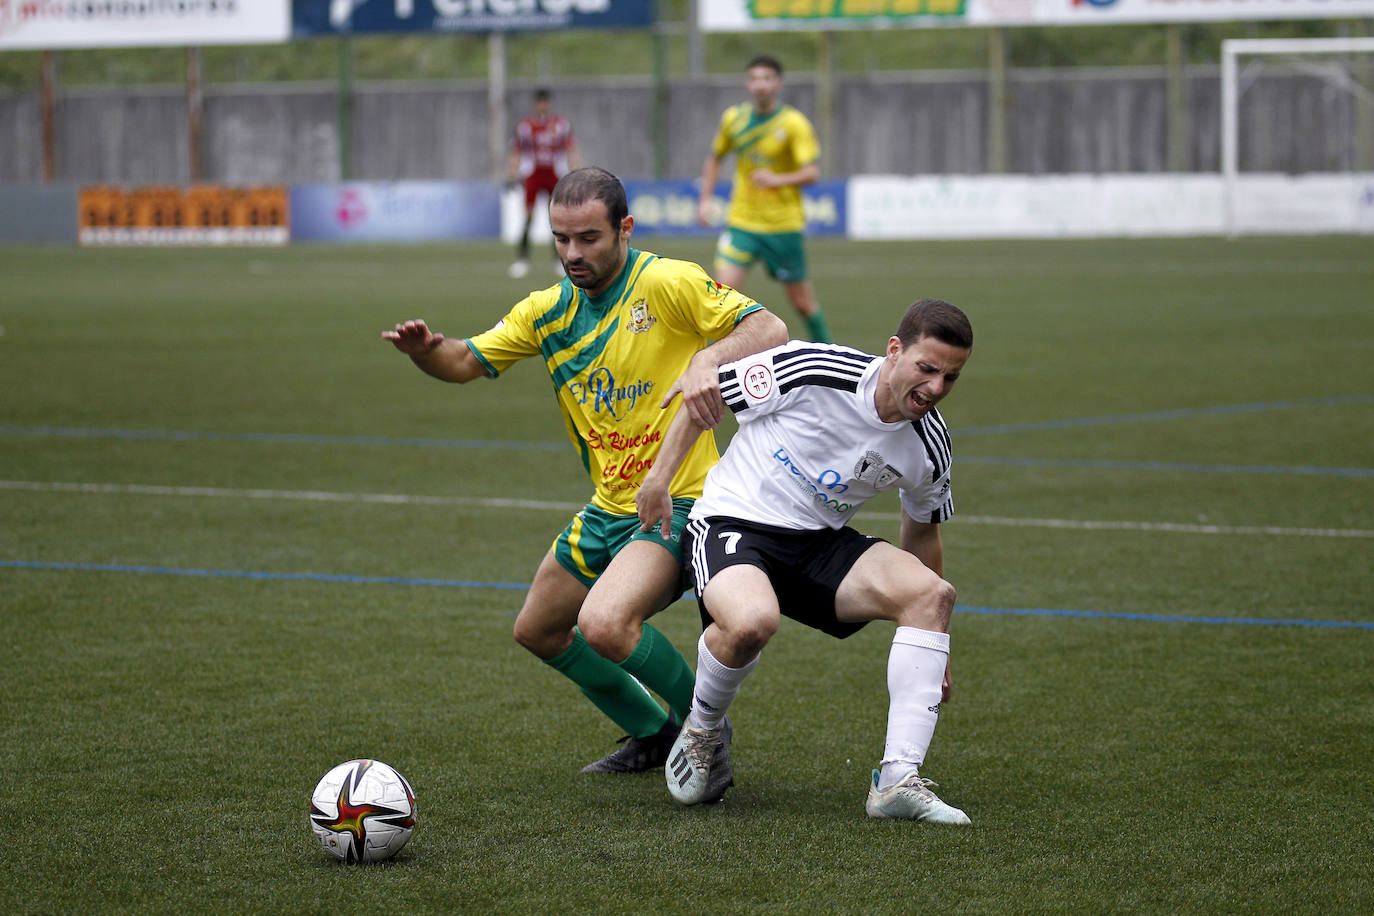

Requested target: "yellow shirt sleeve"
[
  {"left": 787, "top": 108, "right": 820, "bottom": 168},
  {"left": 654, "top": 258, "right": 762, "bottom": 341},
  {"left": 463, "top": 288, "right": 560, "bottom": 377}
]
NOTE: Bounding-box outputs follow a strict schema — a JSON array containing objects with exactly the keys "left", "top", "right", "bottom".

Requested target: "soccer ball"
[{"left": 309, "top": 759, "right": 416, "bottom": 864}]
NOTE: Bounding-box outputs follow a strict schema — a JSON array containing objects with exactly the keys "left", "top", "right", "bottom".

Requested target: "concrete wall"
[{"left": 1, "top": 67, "right": 1368, "bottom": 184}]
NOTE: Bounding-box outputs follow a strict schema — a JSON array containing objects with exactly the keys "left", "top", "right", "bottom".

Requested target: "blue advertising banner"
[
  {"left": 624, "top": 179, "right": 847, "bottom": 237},
  {"left": 295, "top": 0, "right": 654, "bottom": 35},
  {"left": 291, "top": 182, "right": 499, "bottom": 242}
]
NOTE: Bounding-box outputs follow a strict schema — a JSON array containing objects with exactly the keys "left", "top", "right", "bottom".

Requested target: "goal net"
[{"left": 1221, "top": 37, "right": 1374, "bottom": 235}]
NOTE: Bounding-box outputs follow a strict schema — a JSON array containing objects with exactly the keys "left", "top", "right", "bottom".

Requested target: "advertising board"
[
  {"left": 294, "top": 0, "right": 653, "bottom": 35},
  {"left": 291, "top": 182, "right": 500, "bottom": 242},
  {"left": 79, "top": 185, "right": 289, "bottom": 246},
  {"left": 624, "top": 179, "right": 847, "bottom": 237},
  {"left": 0, "top": 0, "right": 289, "bottom": 50},
  {"left": 699, "top": 0, "right": 1374, "bottom": 30}
]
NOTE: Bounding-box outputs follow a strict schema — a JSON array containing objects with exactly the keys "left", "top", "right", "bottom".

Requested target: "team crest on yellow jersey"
[{"left": 627, "top": 299, "right": 656, "bottom": 334}]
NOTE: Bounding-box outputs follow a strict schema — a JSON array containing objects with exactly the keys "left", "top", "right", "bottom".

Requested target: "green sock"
[
  {"left": 805, "top": 310, "right": 832, "bottom": 343},
  {"left": 546, "top": 629, "right": 668, "bottom": 738},
  {"left": 617, "top": 623, "right": 695, "bottom": 722}
]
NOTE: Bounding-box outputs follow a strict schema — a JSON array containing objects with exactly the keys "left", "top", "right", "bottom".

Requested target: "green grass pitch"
[{"left": 1, "top": 235, "right": 1371, "bottom": 913}]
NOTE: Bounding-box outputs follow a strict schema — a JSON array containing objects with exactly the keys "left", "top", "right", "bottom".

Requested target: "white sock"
[
  {"left": 688, "top": 632, "right": 758, "bottom": 731},
  {"left": 877, "top": 627, "right": 950, "bottom": 791}
]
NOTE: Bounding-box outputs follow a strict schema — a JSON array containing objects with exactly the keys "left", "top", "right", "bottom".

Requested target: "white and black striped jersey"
[{"left": 690, "top": 341, "right": 955, "bottom": 531}]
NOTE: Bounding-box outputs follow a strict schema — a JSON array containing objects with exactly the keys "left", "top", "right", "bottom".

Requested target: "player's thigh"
[
  {"left": 581, "top": 537, "right": 683, "bottom": 631},
  {"left": 700, "top": 563, "right": 782, "bottom": 652},
  {"left": 833, "top": 541, "right": 952, "bottom": 631},
  {"left": 514, "top": 548, "right": 589, "bottom": 658}
]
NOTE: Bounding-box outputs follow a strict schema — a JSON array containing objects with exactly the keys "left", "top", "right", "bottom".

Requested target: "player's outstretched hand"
[
  {"left": 635, "top": 476, "right": 674, "bottom": 540},
  {"left": 383, "top": 319, "right": 445, "bottom": 357},
  {"left": 661, "top": 352, "right": 725, "bottom": 429},
  {"left": 942, "top": 659, "right": 953, "bottom": 704}
]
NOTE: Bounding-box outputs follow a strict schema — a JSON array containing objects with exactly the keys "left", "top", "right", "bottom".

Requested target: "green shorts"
[
  {"left": 553, "top": 498, "right": 695, "bottom": 590},
  {"left": 715, "top": 226, "right": 808, "bottom": 283}
]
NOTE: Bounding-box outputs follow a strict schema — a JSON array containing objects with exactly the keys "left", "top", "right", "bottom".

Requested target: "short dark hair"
[
  {"left": 747, "top": 54, "right": 782, "bottom": 76},
  {"left": 895, "top": 299, "right": 973, "bottom": 350},
  {"left": 551, "top": 167, "right": 629, "bottom": 230},
  {"left": 534, "top": 88, "right": 552, "bottom": 102}
]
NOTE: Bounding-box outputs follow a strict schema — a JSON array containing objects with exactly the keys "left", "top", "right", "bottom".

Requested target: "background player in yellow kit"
[{"left": 697, "top": 55, "right": 831, "bottom": 343}]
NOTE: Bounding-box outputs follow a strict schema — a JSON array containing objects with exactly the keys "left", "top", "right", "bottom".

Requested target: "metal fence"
[{"left": 1, "top": 66, "right": 1369, "bottom": 184}]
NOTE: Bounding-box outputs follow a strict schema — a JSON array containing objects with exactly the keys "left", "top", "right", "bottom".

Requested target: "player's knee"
[
  {"left": 718, "top": 608, "right": 779, "bottom": 658},
  {"left": 512, "top": 613, "right": 571, "bottom": 660},
  {"left": 933, "top": 577, "right": 956, "bottom": 621},
  {"left": 576, "top": 603, "right": 636, "bottom": 664},
  {"left": 915, "top": 577, "right": 956, "bottom": 630},
  {"left": 893, "top": 574, "right": 955, "bottom": 631}
]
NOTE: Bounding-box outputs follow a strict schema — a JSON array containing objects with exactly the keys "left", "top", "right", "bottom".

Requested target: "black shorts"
[{"left": 682, "top": 516, "right": 883, "bottom": 639}]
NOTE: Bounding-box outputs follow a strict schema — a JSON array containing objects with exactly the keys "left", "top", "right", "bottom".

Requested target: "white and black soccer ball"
[{"left": 309, "top": 759, "right": 416, "bottom": 864}]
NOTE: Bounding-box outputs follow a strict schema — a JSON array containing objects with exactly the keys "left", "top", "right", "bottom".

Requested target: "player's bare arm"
[
  {"left": 899, "top": 510, "right": 945, "bottom": 577},
  {"left": 635, "top": 403, "right": 710, "bottom": 538},
  {"left": 697, "top": 154, "right": 723, "bottom": 226},
  {"left": 750, "top": 161, "right": 820, "bottom": 190},
  {"left": 660, "top": 308, "right": 787, "bottom": 429},
  {"left": 382, "top": 319, "right": 487, "bottom": 384}
]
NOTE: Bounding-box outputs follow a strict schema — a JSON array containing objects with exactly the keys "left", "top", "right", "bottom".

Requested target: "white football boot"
[
  {"left": 865, "top": 769, "right": 971, "bottom": 825},
  {"left": 666, "top": 722, "right": 723, "bottom": 805}
]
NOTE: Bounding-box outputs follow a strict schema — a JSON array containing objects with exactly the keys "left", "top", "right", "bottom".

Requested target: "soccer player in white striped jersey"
[{"left": 635, "top": 298, "right": 973, "bottom": 823}]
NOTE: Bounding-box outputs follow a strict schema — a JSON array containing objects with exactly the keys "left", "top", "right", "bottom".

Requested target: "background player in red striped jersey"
[{"left": 507, "top": 88, "right": 582, "bottom": 279}]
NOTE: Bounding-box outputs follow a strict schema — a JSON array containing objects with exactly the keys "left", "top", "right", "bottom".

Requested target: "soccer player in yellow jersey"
[
  {"left": 697, "top": 54, "right": 831, "bottom": 343},
  {"left": 384, "top": 168, "right": 786, "bottom": 798}
]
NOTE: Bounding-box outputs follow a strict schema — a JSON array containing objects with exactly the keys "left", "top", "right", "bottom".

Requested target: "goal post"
[{"left": 1221, "top": 36, "right": 1374, "bottom": 236}]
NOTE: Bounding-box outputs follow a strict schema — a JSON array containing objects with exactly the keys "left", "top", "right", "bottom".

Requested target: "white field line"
[
  {"left": 0, "top": 480, "right": 582, "bottom": 512},
  {"left": 3, "top": 479, "right": 1371, "bottom": 539}
]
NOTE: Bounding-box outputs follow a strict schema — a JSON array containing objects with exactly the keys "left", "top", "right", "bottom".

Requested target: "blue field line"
[
  {"left": 0, "top": 560, "right": 528, "bottom": 591},
  {"left": 958, "top": 455, "right": 1374, "bottom": 478},
  {"left": 4, "top": 560, "right": 1370, "bottom": 630},
  {"left": 0, "top": 426, "right": 568, "bottom": 452},
  {"left": 956, "top": 392, "right": 1374, "bottom": 437}
]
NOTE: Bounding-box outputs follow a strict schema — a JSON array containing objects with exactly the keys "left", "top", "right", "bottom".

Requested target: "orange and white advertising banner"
[{"left": 79, "top": 185, "right": 289, "bottom": 246}]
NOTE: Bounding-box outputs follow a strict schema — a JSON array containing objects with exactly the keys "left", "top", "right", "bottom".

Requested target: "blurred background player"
[
  {"left": 696, "top": 55, "right": 831, "bottom": 343},
  {"left": 507, "top": 88, "right": 581, "bottom": 279}
]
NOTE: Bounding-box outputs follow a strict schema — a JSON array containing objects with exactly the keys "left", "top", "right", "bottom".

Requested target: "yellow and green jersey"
[
  {"left": 711, "top": 102, "right": 820, "bottom": 234},
  {"left": 465, "top": 249, "right": 763, "bottom": 516}
]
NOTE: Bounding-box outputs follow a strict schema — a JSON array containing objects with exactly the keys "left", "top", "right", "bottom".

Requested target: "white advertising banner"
[
  {"left": 700, "top": 0, "right": 1374, "bottom": 31},
  {"left": 848, "top": 174, "right": 1374, "bottom": 238},
  {"left": 0, "top": 0, "right": 290, "bottom": 50}
]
